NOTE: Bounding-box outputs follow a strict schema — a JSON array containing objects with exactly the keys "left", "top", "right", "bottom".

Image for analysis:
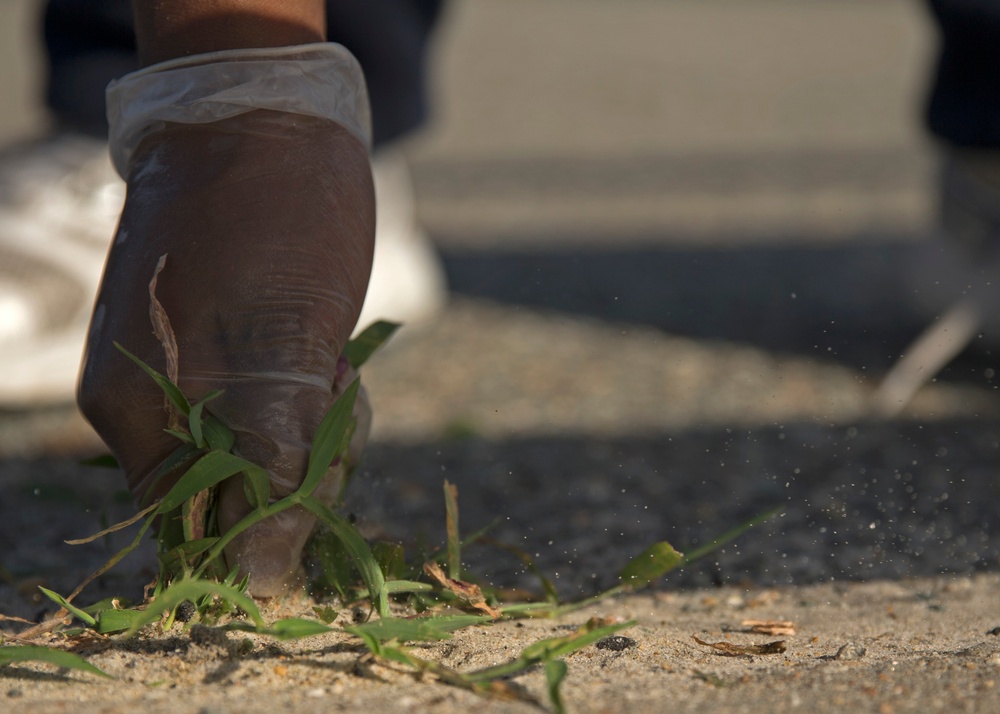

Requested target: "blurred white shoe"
[
  {"left": 0, "top": 135, "right": 122, "bottom": 406},
  {"left": 874, "top": 149, "right": 1000, "bottom": 415},
  {"left": 0, "top": 136, "right": 446, "bottom": 407},
  {"left": 357, "top": 146, "right": 448, "bottom": 333}
]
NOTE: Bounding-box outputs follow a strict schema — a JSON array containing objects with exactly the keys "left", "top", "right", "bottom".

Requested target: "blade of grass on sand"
[
  {"left": 94, "top": 608, "right": 147, "bottom": 635},
  {"left": 466, "top": 619, "right": 633, "bottom": 683},
  {"left": 346, "top": 614, "right": 489, "bottom": 644},
  {"left": 545, "top": 659, "right": 569, "bottom": 714},
  {"left": 125, "top": 578, "right": 265, "bottom": 635},
  {"left": 37, "top": 587, "right": 96, "bottom": 627},
  {"left": 0, "top": 645, "right": 111, "bottom": 678},
  {"left": 343, "top": 321, "right": 399, "bottom": 369},
  {"left": 252, "top": 618, "right": 336, "bottom": 640}
]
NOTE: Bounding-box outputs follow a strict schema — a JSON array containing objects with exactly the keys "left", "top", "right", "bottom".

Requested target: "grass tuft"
[{"left": 0, "top": 321, "right": 780, "bottom": 712}]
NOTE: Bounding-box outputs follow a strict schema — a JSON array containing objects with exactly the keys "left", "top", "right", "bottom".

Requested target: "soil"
[{"left": 2, "top": 297, "right": 1000, "bottom": 713}]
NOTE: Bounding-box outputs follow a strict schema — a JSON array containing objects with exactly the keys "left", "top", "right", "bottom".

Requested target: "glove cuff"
[{"left": 106, "top": 43, "right": 371, "bottom": 178}]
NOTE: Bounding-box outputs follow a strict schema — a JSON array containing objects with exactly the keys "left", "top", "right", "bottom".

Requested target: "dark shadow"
[
  {"left": 437, "top": 234, "right": 1000, "bottom": 386},
  {"left": 3, "top": 418, "right": 998, "bottom": 618},
  {"left": 349, "top": 417, "right": 1000, "bottom": 597}
]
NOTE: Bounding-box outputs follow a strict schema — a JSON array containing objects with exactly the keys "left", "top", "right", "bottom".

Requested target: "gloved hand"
[{"left": 77, "top": 45, "right": 375, "bottom": 597}]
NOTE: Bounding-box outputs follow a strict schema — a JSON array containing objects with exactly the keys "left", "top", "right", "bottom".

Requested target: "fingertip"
[{"left": 217, "top": 478, "right": 316, "bottom": 597}]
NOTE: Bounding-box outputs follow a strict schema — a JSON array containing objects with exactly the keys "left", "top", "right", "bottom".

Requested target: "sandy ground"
[{"left": 3, "top": 1, "right": 1000, "bottom": 712}]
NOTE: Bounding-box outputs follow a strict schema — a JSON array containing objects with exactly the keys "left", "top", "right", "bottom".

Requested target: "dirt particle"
[
  {"left": 175, "top": 600, "right": 197, "bottom": 622},
  {"left": 835, "top": 644, "right": 867, "bottom": 661},
  {"left": 596, "top": 635, "right": 637, "bottom": 651}
]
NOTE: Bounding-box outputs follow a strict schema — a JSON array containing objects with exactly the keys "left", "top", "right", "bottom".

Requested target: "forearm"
[{"left": 132, "top": 0, "right": 326, "bottom": 66}]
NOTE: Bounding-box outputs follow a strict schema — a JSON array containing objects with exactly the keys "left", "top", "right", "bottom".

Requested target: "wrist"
[
  {"left": 107, "top": 44, "right": 372, "bottom": 177},
  {"left": 133, "top": 0, "right": 326, "bottom": 66}
]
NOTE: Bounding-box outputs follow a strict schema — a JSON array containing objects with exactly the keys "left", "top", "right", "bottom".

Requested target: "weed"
[{"left": 0, "top": 321, "right": 778, "bottom": 711}]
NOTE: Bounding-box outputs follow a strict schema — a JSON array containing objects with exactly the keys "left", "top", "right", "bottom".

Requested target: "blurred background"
[{"left": 2, "top": 1, "right": 998, "bottom": 597}]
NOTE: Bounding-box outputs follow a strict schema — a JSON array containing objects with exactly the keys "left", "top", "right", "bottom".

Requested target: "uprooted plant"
[{"left": 0, "top": 321, "right": 778, "bottom": 713}]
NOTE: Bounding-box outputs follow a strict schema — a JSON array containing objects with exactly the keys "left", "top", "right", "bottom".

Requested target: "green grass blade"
[
  {"left": 202, "top": 415, "right": 235, "bottom": 452},
  {"left": 619, "top": 541, "right": 684, "bottom": 589},
  {"left": 443, "top": 480, "right": 461, "bottom": 579},
  {"left": 299, "top": 496, "right": 387, "bottom": 618},
  {"left": 343, "top": 321, "right": 399, "bottom": 368},
  {"left": 545, "top": 659, "right": 569, "bottom": 714},
  {"left": 241, "top": 467, "right": 271, "bottom": 514},
  {"left": 263, "top": 618, "right": 335, "bottom": 640},
  {"left": 520, "top": 620, "right": 633, "bottom": 661},
  {"left": 163, "top": 428, "right": 195, "bottom": 444},
  {"left": 188, "top": 389, "right": 223, "bottom": 449},
  {"left": 298, "top": 380, "right": 359, "bottom": 500},
  {"left": 140, "top": 443, "right": 201, "bottom": 507},
  {"left": 37, "top": 587, "right": 96, "bottom": 626},
  {"left": 125, "top": 579, "right": 264, "bottom": 635},
  {"left": 63, "top": 512, "right": 157, "bottom": 604},
  {"left": 346, "top": 615, "right": 488, "bottom": 644},
  {"left": 95, "top": 608, "right": 147, "bottom": 635},
  {"left": 467, "top": 620, "right": 633, "bottom": 683},
  {"left": 680, "top": 505, "right": 783, "bottom": 566},
  {"left": 0, "top": 645, "right": 111, "bottom": 678},
  {"left": 157, "top": 450, "right": 265, "bottom": 514},
  {"left": 372, "top": 541, "right": 406, "bottom": 580},
  {"left": 309, "top": 527, "right": 356, "bottom": 599},
  {"left": 113, "top": 342, "right": 190, "bottom": 416}
]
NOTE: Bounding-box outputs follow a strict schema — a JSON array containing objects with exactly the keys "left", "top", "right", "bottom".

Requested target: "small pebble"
[
  {"left": 175, "top": 601, "right": 197, "bottom": 622},
  {"left": 835, "top": 643, "right": 867, "bottom": 661},
  {"left": 596, "top": 636, "right": 637, "bottom": 651}
]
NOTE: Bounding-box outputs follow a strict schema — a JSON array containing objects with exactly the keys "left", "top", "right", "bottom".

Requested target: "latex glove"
[{"left": 78, "top": 46, "right": 375, "bottom": 596}]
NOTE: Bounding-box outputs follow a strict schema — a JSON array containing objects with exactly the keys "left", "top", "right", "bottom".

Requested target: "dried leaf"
[
  {"left": 0, "top": 613, "right": 35, "bottom": 625},
  {"left": 148, "top": 254, "right": 182, "bottom": 430},
  {"left": 64, "top": 501, "right": 158, "bottom": 545},
  {"left": 443, "top": 480, "right": 460, "bottom": 579},
  {"left": 423, "top": 561, "right": 501, "bottom": 618},
  {"left": 740, "top": 619, "right": 796, "bottom": 636},
  {"left": 692, "top": 635, "right": 786, "bottom": 656}
]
